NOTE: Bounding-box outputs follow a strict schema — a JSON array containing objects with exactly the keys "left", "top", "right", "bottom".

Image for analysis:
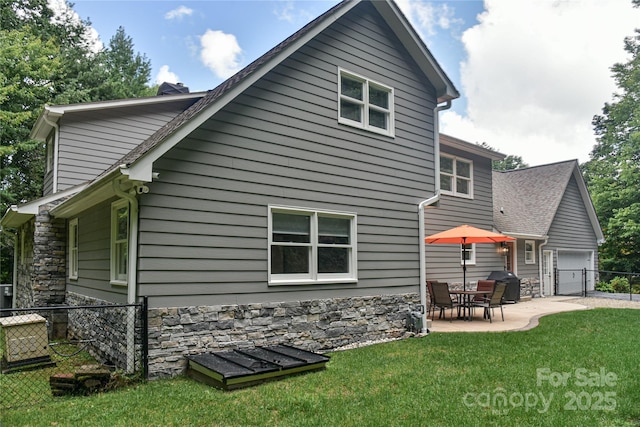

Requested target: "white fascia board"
[
  {"left": 0, "top": 183, "right": 88, "bottom": 228},
  {"left": 30, "top": 92, "right": 207, "bottom": 141},
  {"left": 572, "top": 166, "right": 605, "bottom": 243},
  {"left": 126, "top": 2, "right": 359, "bottom": 181},
  {"left": 500, "top": 232, "right": 548, "bottom": 240},
  {"left": 50, "top": 169, "right": 122, "bottom": 218}
]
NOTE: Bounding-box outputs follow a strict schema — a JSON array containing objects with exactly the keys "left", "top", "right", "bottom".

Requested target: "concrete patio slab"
[{"left": 428, "top": 296, "right": 591, "bottom": 333}]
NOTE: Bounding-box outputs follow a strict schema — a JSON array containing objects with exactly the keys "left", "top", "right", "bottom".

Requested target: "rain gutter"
[
  {"left": 417, "top": 100, "right": 452, "bottom": 333},
  {"left": 538, "top": 236, "right": 549, "bottom": 297}
]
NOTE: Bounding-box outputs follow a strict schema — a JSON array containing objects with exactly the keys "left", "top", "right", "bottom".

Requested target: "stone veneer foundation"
[{"left": 147, "top": 293, "right": 420, "bottom": 379}]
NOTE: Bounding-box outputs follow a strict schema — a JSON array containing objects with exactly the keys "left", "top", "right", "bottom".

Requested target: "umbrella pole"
[{"left": 462, "top": 237, "right": 467, "bottom": 291}]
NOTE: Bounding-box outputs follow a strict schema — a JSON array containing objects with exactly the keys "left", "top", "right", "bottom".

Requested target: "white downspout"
[
  {"left": 418, "top": 100, "right": 452, "bottom": 333},
  {"left": 42, "top": 114, "right": 59, "bottom": 193},
  {"left": 12, "top": 231, "right": 18, "bottom": 308},
  {"left": 538, "top": 237, "right": 549, "bottom": 297},
  {"left": 112, "top": 172, "right": 140, "bottom": 373}
]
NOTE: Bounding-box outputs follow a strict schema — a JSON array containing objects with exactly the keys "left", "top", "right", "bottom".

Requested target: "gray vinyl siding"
[
  {"left": 135, "top": 3, "right": 438, "bottom": 307},
  {"left": 425, "top": 146, "right": 505, "bottom": 284},
  {"left": 54, "top": 101, "right": 198, "bottom": 192},
  {"left": 514, "top": 240, "right": 539, "bottom": 279},
  {"left": 67, "top": 198, "right": 128, "bottom": 303},
  {"left": 547, "top": 175, "right": 598, "bottom": 250}
]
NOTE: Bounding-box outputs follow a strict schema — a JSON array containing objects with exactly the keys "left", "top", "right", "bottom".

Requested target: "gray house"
[
  {"left": 2, "top": 0, "right": 459, "bottom": 377},
  {"left": 493, "top": 160, "right": 604, "bottom": 296},
  {"left": 423, "top": 134, "right": 508, "bottom": 285}
]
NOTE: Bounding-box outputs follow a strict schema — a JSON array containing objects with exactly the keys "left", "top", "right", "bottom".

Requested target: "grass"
[
  {"left": 0, "top": 341, "right": 100, "bottom": 409},
  {"left": 2, "top": 308, "right": 639, "bottom": 426}
]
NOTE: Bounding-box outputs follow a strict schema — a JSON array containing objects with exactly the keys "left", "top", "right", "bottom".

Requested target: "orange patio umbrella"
[{"left": 425, "top": 224, "right": 515, "bottom": 290}]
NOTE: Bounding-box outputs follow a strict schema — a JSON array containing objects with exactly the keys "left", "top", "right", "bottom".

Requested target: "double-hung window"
[
  {"left": 338, "top": 69, "right": 394, "bottom": 136},
  {"left": 525, "top": 240, "right": 535, "bottom": 264},
  {"left": 269, "top": 206, "right": 357, "bottom": 285},
  {"left": 461, "top": 243, "right": 476, "bottom": 265},
  {"left": 111, "top": 200, "right": 129, "bottom": 285},
  {"left": 440, "top": 154, "right": 473, "bottom": 198},
  {"left": 69, "top": 218, "right": 79, "bottom": 280}
]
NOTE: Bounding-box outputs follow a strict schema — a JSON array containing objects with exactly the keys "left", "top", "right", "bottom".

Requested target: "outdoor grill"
[{"left": 487, "top": 271, "right": 521, "bottom": 302}]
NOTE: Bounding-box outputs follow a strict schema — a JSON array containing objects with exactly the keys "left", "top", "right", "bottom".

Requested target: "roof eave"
[
  {"left": 0, "top": 184, "right": 88, "bottom": 228},
  {"left": 441, "top": 133, "right": 506, "bottom": 160},
  {"left": 30, "top": 91, "right": 208, "bottom": 142},
  {"left": 50, "top": 168, "right": 124, "bottom": 219},
  {"left": 372, "top": 0, "right": 459, "bottom": 103}
]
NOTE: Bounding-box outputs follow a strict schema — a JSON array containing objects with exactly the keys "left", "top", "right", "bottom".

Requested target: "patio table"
[{"left": 449, "top": 290, "right": 492, "bottom": 321}]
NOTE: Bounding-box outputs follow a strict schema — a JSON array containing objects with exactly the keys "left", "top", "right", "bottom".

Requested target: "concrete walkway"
[{"left": 428, "top": 296, "right": 590, "bottom": 333}]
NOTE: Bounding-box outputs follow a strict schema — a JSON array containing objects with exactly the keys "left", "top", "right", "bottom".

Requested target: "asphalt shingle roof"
[{"left": 493, "top": 160, "right": 578, "bottom": 237}]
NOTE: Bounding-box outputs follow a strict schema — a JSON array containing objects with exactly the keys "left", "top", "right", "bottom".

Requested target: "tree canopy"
[
  {"left": 477, "top": 142, "right": 530, "bottom": 171},
  {"left": 0, "top": 0, "right": 155, "bottom": 282},
  {"left": 582, "top": 2, "right": 640, "bottom": 274}
]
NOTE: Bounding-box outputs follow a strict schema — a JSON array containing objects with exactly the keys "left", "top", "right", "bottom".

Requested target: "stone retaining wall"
[{"left": 147, "top": 293, "right": 420, "bottom": 379}]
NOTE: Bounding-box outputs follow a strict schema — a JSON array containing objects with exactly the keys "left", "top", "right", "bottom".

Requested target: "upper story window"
[
  {"left": 338, "top": 69, "right": 394, "bottom": 137},
  {"left": 269, "top": 206, "right": 357, "bottom": 285},
  {"left": 111, "top": 200, "right": 129, "bottom": 285},
  {"left": 525, "top": 240, "right": 535, "bottom": 264},
  {"left": 440, "top": 154, "right": 473, "bottom": 198},
  {"left": 69, "top": 218, "right": 79, "bottom": 280}
]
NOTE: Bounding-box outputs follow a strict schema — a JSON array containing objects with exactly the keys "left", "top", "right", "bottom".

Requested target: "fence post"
[
  {"left": 583, "top": 268, "right": 587, "bottom": 297},
  {"left": 141, "top": 295, "right": 149, "bottom": 380}
]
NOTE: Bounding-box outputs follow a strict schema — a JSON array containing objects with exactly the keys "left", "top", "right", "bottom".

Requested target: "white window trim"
[
  {"left": 440, "top": 154, "right": 474, "bottom": 199},
  {"left": 268, "top": 205, "right": 358, "bottom": 286},
  {"left": 45, "top": 132, "right": 54, "bottom": 173},
  {"left": 525, "top": 240, "right": 536, "bottom": 264},
  {"left": 338, "top": 68, "right": 394, "bottom": 137},
  {"left": 69, "top": 218, "right": 79, "bottom": 280},
  {"left": 461, "top": 243, "right": 476, "bottom": 265},
  {"left": 110, "top": 199, "right": 129, "bottom": 286}
]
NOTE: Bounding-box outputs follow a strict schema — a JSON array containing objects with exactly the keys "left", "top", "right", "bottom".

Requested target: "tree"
[
  {"left": 582, "top": 3, "right": 640, "bottom": 274},
  {"left": 94, "top": 27, "right": 155, "bottom": 100},
  {"left": 1, "top": 1, "right": 155, "bottom": 283},
  {"left": 477, "top": 142, "right": 529, "bottom": 171},
  {"left": 492, "top": 155, "right": 529, "bottom": 171}
]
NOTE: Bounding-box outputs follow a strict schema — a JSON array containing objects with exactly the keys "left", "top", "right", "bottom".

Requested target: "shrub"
[
  {"left": 610, "top": 276, "right": 630, "bottom": 293},
  {"left": 596, "top": 281, "right": 615, "bottom": 293}
]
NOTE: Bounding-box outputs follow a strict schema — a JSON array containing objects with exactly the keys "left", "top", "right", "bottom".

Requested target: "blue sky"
[{"left": 62, "top": 0, "right": 639, "bottom": 166}]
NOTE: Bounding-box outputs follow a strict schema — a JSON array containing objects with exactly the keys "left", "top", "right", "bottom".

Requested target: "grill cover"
[{"left": 487, "top": 271, "right": 521, "bottom": 302}]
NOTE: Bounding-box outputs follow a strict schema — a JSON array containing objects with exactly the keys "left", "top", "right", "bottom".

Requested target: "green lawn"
[{"left": 2, "top": 308, "right": 639, "bottom": 426}]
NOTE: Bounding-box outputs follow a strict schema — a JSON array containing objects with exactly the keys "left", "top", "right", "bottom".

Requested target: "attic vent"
[{"left": 157, "top": 82, "right": 189, "bottom": 95}]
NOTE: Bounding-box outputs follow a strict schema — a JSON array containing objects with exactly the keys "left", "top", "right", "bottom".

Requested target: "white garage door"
[{"left": 557, "top": 250, "right": 593, "bottom": 295}]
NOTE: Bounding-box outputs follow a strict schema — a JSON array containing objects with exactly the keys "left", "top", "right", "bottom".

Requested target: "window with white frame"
[
  {"left": 461, "top": 243, "right": 476, "bottom": 265},
  {"left": 440, "top": 155, "right": 473, "bottom": 198},
  {"left": 69, "top": 218, "right": 78, "bottom": 280},
  {"left": 269, "top": 206, "right": 357, "bottom": 285},
  {"left": 525, "top": 240, "right": 535, "bottom": 264},
  {"left": 45, "top": 132, "right": 54, "bottom": 173},
  {"left": 111, "top": 200, "right": 129, "bottom": 285},
  {"left": 338, "top": 69, "right": 394, "bottom": 136}
]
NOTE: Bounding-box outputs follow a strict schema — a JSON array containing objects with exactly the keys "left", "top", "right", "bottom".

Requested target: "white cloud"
[
  {"left": 47, "top": 0, "right": 102, "bottom": 52},
  {"left": 199, "top": 29, "right": 243, "bottom": 79},
  {"left": 155, "top": 65, "right": 180, "bottom": 85},
  {"left": 165, "top": 5, "right": 193, "bottom": 20},
  {"left": 396, "top": 0, "right": 462, "bottom": 40},
  {"left": 440, "top": 0, "right": 640, "bottom": 166},
  {"left": 273, "top": 1, "right": 314, "bottom": 24}
]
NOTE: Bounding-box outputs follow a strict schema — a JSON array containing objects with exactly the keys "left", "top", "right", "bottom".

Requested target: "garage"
[{"left": 556, "top": 250, "right": 594, "bottom": 295}]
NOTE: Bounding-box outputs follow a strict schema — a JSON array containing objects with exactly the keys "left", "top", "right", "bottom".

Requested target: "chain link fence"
[{"left": 0, "top": 298, "right": 147, "bottom": 410}]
